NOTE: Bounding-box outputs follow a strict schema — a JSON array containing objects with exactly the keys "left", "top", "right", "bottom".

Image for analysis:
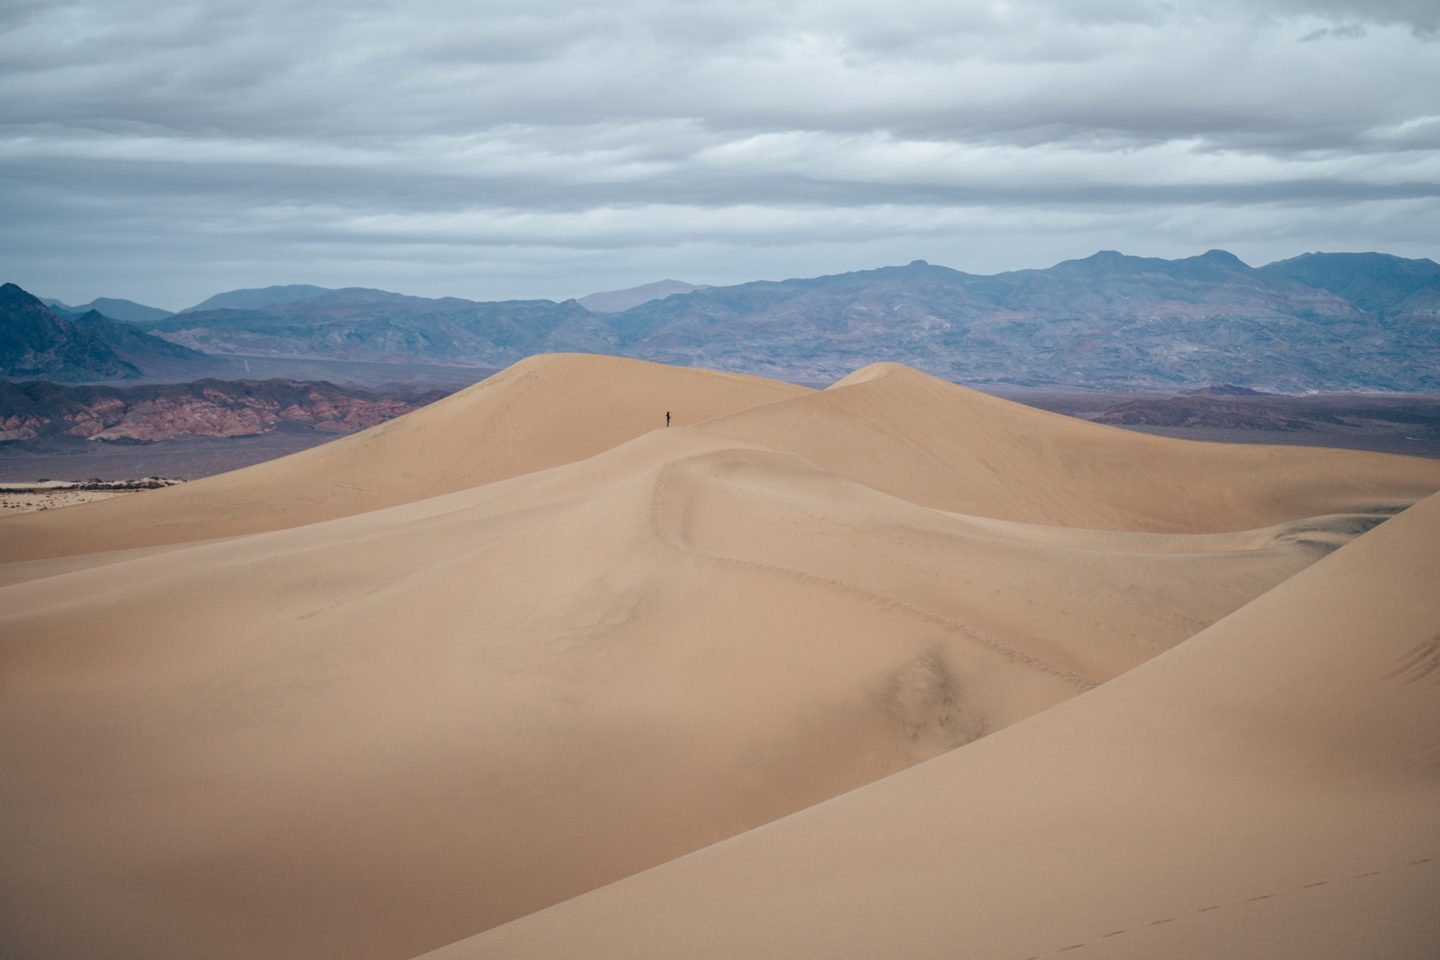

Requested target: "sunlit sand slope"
[
  {"left": 0, "top": 427, "right": 1400, "bottom": 959},
  {"left": 2, "top": 355, "right": 1438, "bottom": 960},
  {"left": 703, "top": 362, "right": 1440, "bottom": 530},
  {"left": 0, "top": 353, "right": 808, "bottom": 561},
  {"left": 421, "top": 490, "right": 1440, "bottom": 960}
]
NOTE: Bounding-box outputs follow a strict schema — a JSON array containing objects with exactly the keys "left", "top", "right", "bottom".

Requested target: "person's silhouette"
[{"left": 666, "top": 411, "right": 671, "bottom": 427}]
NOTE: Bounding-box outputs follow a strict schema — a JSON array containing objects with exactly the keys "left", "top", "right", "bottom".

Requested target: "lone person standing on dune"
[{"left": 666, "top": 411, "right": 671, "bottom": 427}]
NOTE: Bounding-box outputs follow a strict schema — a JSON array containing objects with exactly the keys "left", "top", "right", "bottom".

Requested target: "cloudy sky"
[{"left": 2, "top": 0, "right": 1437, "bottom": 309}]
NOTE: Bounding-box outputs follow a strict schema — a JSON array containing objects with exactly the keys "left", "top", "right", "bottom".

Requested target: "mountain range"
[
  {"left": 10, "top": 250, "right": 1440, "bottom": 391},
  {"left": 599, "top": 250, "right": 1440, "bottom": 391}
]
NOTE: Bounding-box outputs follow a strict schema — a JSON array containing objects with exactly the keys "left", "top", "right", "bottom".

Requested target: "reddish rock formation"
[{"left": 0, "top": 379, "right": 444, "bottom": 444}]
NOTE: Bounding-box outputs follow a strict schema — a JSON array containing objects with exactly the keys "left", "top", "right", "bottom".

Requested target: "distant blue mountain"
[
  {"left": 594, "top": 250, "right": 1439, "bottom": 391},
  {"left": 180, "top": 284, "right": 334, "bottom": 314},
  {"left": 43, "top": 296, "right": 174, "bottom": 324},
  {"left": 142, "top": 287, "right": 614, "bottom": 366},
  {"left": 578, "top": 279, "right": 706, "bottom": 313}
]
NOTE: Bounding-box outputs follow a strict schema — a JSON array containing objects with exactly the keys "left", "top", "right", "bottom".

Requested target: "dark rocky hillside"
[{"left": 1, "top": 283, "right": 205, "bottom": 382}]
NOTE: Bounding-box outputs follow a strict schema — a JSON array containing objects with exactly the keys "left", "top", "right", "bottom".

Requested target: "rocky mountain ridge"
[
  {"left": 1, "top": 284, "right": 205, "bottom": 382},
  {"left": 599, "top": 251, "right": 1439, "bottom": 391},
  {"left": 13, "top": 250, "right": 1440, "bottom": 391}
]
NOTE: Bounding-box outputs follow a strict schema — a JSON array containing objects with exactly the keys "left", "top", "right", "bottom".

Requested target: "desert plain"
[{"left": 2, "top": 353, "right": 1439, "bottom": 959}]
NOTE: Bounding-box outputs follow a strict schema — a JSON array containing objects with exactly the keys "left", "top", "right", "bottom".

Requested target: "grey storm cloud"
[{"left": 1, "top": 0, "right": 1437, "bottom": 308}]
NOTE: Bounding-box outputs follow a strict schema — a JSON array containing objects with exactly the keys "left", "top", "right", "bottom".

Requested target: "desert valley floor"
[{"left": 2, "top": 354, "right": 1439, "bottom": 959}]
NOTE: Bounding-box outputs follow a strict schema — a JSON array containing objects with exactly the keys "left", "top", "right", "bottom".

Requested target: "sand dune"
[
  {"left": 703, "top": 362, "right": 1440, "bottom": 531},
  {"left": 6, "top": 356, "right": 1437, "bottom": 565},
  {"left": 421, "top": 487, "right": 1440, "bottom": 960},
  {"left": 0, "top": 353, "right": 808, "bottom": 562},
  {"left": 2, "top": 354, "right": 1437, "bottom": 960}
]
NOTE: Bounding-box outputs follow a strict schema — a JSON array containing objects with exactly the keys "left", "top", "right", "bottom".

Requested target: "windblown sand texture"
[{"left": 2, "top": 354, "right": 1438, "bottom": 960}]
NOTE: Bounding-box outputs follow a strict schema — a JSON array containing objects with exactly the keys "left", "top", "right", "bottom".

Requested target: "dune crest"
[{"left": 704, "top": 361, "right": 1440, "bottom": 530}]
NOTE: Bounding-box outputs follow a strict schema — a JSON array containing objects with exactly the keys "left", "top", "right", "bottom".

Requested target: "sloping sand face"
[
  {"left": 2, "top": 354, "right": 1437, "bottom": 960},
  {"left": 0, "top": 353, "right": 810, "bottom": 562},
  {"left": 703, "top": 362, "right": 1440, "bottom": 531},
  {"left": 423, "top": 488, "right": 1440, "bottom": 960}
]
